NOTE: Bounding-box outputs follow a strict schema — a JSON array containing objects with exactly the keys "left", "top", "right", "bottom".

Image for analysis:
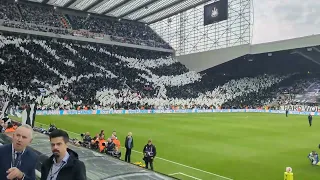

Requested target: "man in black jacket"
[
  {"left": 125, "top": 132, "right": 133, "bottom": 163},
  {"left": 41, "top": 129, "right": 86, "bottom": 180},
  {"left": 308, "top": 114, "right": 313, "bottom": 127},
  {"left": 143, "top": 139, "right": 156, "bottom": 171}
]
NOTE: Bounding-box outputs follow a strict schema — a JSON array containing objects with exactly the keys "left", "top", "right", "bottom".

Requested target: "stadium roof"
[{"left": 27, "top": 0, "right": 212, "bottom": 24}]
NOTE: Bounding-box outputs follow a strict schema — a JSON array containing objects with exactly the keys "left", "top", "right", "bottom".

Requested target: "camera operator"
[
  {"left": 90, "top": 134, "right": 100, "bottom": 150},
  {"left": 105, "top": 138, "right": 115, "bottom": 156},
  {"left": 97, "top": 135, "right": 106, "bottom": 153},
  {"left": 111, "top": 146, "right": 121, "bottom": 159},
  {"left": 143, "top": 139, "right": 157, "bottom": 171},
  {"left": 111, "top": 130, "right": 117, "bottom": 139},
  {"left": 80, "top": 132, "right": 92, "bottom": 148},
  {"left": 4, "top": 122, "right": 15, "bottom": 133},
  {"left": 99, "top": 130, "right": 105, "bottom": 137}
]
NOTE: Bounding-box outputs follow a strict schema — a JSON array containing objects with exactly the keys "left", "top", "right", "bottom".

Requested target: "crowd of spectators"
[
  {"left": 222, "top": 73, "right": 320, "bottom": 109},
  {"left": 0, "top": 0, "right": 20, "bottom": 21},
  {"left": 0, "top": 0, "right": 171, "bottom": 49},
  {"left": 1, "top": 32, "right": 314, "bottom": 110}
]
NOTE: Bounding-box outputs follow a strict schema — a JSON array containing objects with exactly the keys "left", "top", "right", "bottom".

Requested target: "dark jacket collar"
[{"left": 46, "top": 148, "right": 79, "bottom": 168}]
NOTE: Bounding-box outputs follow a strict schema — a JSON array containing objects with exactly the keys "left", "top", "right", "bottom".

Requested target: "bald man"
[{"left": 0, "top": 124, "right": 38, "bottom": 180}]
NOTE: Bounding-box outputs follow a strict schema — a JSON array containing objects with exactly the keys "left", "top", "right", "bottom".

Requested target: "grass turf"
[{"left": 26, "top": 113, "right": 319, "bottom": 180}]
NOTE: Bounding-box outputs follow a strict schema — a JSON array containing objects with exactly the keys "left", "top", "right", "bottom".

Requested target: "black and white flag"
[
  {"left": 22, "top": 103, "right": 37, "bottom": 127},
  {"left": 0, "top": 101, "right": 10, "bottom": 119}
]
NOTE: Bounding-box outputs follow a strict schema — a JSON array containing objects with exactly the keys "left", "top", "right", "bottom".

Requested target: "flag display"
[
  {"left": 0, "top": 101, "right": 10, "bottom": 119},
  {"left": 21, "top": 103, "right": 37, "bottom": 127},
  {"left": 204, "top": 0, "right": 228, "bottom": 26}
]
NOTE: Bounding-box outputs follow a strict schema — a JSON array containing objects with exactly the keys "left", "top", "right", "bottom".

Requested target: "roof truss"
[{"left": 24, "top": 0, "right": 213, "bottom": 24}]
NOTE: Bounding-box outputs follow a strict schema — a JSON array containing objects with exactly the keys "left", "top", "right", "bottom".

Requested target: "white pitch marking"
[{"left": 34, "top": 121, "right": 234, "bottom": 180}]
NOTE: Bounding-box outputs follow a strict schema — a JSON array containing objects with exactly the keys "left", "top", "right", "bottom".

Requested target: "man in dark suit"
[
  {"left": 41, "top": 129, "right": 86, "bottom": 180},
  {"left": 125, "top": 132, "right": 133, "bottom": 163},
  {"left": 0, "top": 124, "right": 38, "bottom": 180}
]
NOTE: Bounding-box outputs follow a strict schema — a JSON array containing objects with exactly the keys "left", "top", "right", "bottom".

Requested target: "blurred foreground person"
[
  {"left": 0, "top": 124, "right": 38, "bottom": 180},
  {"left": 41, "top": 129, "right": 86, "bottom": 180}
]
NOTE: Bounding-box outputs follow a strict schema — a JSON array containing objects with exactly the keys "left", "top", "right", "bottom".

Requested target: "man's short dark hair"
[{"left": 49, "top": 129, "right": 69, "bottom": 143}]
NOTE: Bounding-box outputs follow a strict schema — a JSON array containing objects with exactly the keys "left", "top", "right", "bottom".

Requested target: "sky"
[{"left": 252, "top": 0, "right": 320, "bottom": 44}]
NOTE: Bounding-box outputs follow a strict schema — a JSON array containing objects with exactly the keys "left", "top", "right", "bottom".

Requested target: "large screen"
[{"left": 204, "top": 0, "right": 228, "bottom": 26}]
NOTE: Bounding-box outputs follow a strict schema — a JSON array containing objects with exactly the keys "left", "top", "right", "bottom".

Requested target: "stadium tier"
[
  {"left": 1, "top": 31, "right": 320, "bottom": 110},
  {"left": 0, "top": 0, "right": 171, "bottom": 49}
]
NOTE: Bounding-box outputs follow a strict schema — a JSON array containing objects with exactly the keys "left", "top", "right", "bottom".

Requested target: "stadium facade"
[
  {"left": 178, "top": 34, "right": 320, "bottom": 72},
  {"left": 151, "top": 0, "right": 252, "bottom": 56}
]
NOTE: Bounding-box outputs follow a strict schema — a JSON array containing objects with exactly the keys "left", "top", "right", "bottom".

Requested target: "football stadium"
[{"left": 0, "top": 0, "right": 319, "bottom": 179}]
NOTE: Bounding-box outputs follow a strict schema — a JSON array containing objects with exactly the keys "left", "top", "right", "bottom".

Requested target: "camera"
[{"left": 48, "top": 124, "right": 57, "bottom": 133}]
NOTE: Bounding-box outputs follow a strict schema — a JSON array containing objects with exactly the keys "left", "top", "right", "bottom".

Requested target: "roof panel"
[
  {"left": 107, "top": 0, "right": 152, "bottom": 17},
  {"left": 69, "top": 0, "right": 99, "bottom": 10},
  {"left": 47, "top": 0, "right": 71, "bottom": 6},
  {"left": 27, "top": 0, "right": 44, "bottom": 2},
  {"left": 142, "top": 0, "right": 204, "bottom": 23},
  {"left": 25, "top": 0, "right": 210, "bottom": 24},
  {"left": 88, "top": 0, "right": 126, "bottom": 14},
  {"left": 126, "top": 0, "right": 179, "bottom": 20}
]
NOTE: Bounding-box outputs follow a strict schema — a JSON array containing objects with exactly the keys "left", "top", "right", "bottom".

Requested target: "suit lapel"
[
  {"left": 19, "top": 149, "right": 29, "bottom": 172},
  {"left": 3, "top": 144, "right": 12, "bottom": 171}
]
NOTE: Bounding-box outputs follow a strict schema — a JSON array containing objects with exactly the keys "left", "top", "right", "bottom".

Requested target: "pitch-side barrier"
[{"left": 35, "top": 109, "right": 318, "bottom": 116}]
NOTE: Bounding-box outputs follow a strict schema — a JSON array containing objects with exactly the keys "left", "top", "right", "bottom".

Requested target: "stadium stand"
[
  {"left": 0, "top": 32, "right": 309, "bottom": 110},
  {"left": 1, "top": 28, "right": 320, "bottom": 110},
  {"left": 0, "top": 0, "right": 171, "bottom": 49}
]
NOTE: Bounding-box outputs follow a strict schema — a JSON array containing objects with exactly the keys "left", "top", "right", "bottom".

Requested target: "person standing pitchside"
[
  {"left": 40, "top": 129, "right": 86, "bottom": 180},
  {"left": 0, "top": 124, "right": 38, "bottom": 180},
  {"left": 125, "top": 132, "right": 134, "bottom": 163},
  {"left": 308, "top": 114, "right": 313, "bottom": 127},
  {"left": 143, "top": 139, "right": 157, "bottom": 171}
]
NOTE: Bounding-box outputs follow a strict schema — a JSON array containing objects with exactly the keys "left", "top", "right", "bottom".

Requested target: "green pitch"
[{"left": 29, "top": 113, "right": 318, "bottom": 180}]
